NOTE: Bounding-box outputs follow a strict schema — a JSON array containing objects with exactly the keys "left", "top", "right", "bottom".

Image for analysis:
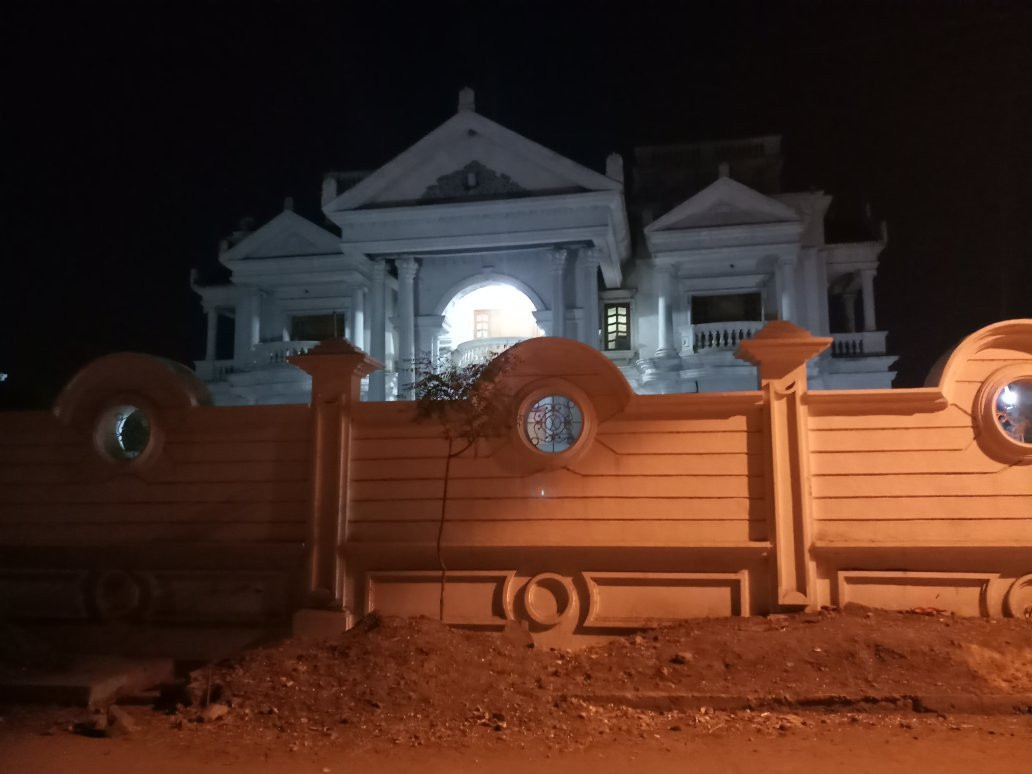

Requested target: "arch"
[{"left": 432, "top": 272, "right": 546, "bottom": 316}]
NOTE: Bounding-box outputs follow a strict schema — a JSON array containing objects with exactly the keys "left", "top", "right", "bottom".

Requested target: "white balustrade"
[
  {"left": 249, "top": 340, "right": 318, "bottom": 368},
  {"left": 691, "top": 321, "right": 765, "bottom": 352},
  {"left": 451, "top": 337, "right": 524, "bottom": 367},
  {"left": 831, "top": 331, "right": 887, "bottom": 357}
]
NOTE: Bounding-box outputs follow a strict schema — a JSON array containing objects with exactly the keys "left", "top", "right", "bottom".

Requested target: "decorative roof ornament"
[
  {"left": 283, "top": 196, "right": 294, "bottom": 211},
  {"left": 458, "top": 86, "right": 475, "bottom": 112},
  {"left": 718, "top": 161, "right": 731, "bottom": 178}
]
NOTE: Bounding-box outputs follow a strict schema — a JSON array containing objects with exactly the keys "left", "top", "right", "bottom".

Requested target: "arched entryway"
[{"left": 440, "top": 280, "right": 543, "bottom": 366}]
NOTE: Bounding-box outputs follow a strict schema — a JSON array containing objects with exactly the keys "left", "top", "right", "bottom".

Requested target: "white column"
[
  {"left": 205, "top": 308, "right": 218, "bottom": 361},
  {"left": 396, "top": 256, "right": 418, "bottom": 400},
  {"left": 679, "top": 294, "right": 694, "bottom": 356},
  {"left": 582, "top": 247, "right": 601, "bottom": 349},
  {"left": 351, "top": 288, "right": 365, "bottom": 350},
  {"left": 233, "top": 290, "right": 260, "bottom": 368},
  {"left": 550, "top": 248, "right": 567, "bottom": 337},
  {"left": 417, "top": 314, "right": 446, "bottom": 365},
  {"left": 775, "top": 257, "right": 797, "bottom": 322},
  {"left": 368, "top": 260, "right": 387, "bottom": 400},
  {"left": 860, "top": 269, "right": 877, "bottom": 331},
  {"left": 654, "top": 265, "right": 676, "bottom": 358}
]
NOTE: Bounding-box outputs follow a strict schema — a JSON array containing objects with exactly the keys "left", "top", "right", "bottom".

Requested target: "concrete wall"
[{"left": 1, "top": 322, "right": 1030, "bottom": 654}]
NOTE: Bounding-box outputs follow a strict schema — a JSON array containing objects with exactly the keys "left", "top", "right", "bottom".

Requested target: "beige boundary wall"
[{"left": 1, "top": 321, "right": 1030, "bottom": 652}]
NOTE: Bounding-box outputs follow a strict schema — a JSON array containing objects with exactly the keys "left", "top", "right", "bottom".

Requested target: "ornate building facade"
[{"left": 193, "top": 88, "right": 895, "bottom": 404}]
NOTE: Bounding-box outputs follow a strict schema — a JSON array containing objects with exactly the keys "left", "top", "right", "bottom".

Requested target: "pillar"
[
  {"left": 775, "top": 256, "right": 797, "bottom": 323},
  {"left": 551, "top": 248, "right": 567, "bottom": 338},
  {"left": 205, "top": 307, "right": 218, "bottom": 361},
  {"left": 582, "top": 247, "right": 601, "bottom": 349},
  {"left": 417, "top": 314, "right": 446, "bottom": 365},
  {"left": 351, "top": 288, "right": 365, "bottom": 351},
  {"left": 736, "top": 322, "right": 832, "bottom": 611},
  {"left": 368, "top": 260, "right": 387, "bottom": 400},
  {"left": 233, "top": 290, "right": 260, "bottom": 368},
  {"left": 396, "top": 256, "right": 418, "bottom": 399},
  {"left": 654, "top": 264, "right": 676, "bottom": 358},
  {"left": 860, "top": 269, "right": 877, "bottom": 331},
  {"left": 289, "top": 341, "right": 383, "bottom": 610}
]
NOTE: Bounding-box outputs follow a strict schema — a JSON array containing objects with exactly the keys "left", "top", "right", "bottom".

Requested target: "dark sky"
[{"left": 3, "top": 1, "right": 1031, "bottom": 408}]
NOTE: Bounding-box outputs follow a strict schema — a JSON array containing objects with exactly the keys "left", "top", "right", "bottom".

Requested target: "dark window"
[
  {"left": 692, "top": 293, "right": 762, "bottom": 324},
  {"left": 290, "top": 313, "right": 344, "bottom": 341},
  {"left": 603, "top": 303, "right": 631, "bottom": 351}
]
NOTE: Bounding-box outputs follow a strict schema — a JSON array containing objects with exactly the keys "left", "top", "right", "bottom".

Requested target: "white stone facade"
[{"left": 193, "top": 89, "right": 894, "bottom": 405}]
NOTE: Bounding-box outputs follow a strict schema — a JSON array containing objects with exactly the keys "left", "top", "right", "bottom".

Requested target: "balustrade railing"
[
  {"left": 689, "top": 321, "right": 765, "bottom": 352},
  {"left": 249, "top": 340, "right": 318, "bottom": 368},
  {"left": 194, "top": 360, "right": 235, "bottom": 381},
  {"left": 831, "top": 331, "right": 887, "bottom": 357},
  {"left": 451, "top": 337, "right": 524, "bottom": 368}
]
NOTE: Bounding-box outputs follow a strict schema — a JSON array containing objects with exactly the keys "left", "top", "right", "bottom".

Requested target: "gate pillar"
[
  {"left": 290, "top": 341, "right": 382, "bottom": 610},
  {"left": 737, "top": 322, "right": 831, "bottom": 611}
]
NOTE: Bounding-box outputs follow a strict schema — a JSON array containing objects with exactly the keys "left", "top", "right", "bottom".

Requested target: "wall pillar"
[
  {"left": 396, "top": 256, "right": 419, "bottom": 400},
  {"left": 582, "top": 247, "right": 601, "bottom": 349},
  {"left": 654, "top": 264, "right": 676, "bottom": 358},
  {"left": 368, "top": 260, "right": 387, "bottom": 400},
  {"left": 861, "top": 269, "right": 877, "bottom": 331},
  {"left": 550, "top": 248, "right": 567, "bottom": 337},
  {"left": 288, "top": 341, "right": 383, "bottom": 610},
  {"left": 736, "top": 322, "right": 832, "bottom": 611}
]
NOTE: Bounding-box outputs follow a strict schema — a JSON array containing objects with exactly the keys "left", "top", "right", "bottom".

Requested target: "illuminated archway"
[{"left": 441, "top": 281, "right": 543, "bottom": 364}]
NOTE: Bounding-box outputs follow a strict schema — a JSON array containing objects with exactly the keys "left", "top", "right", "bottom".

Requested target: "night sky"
[{"left": 4, "top": 1, "right": 1031, "bottom": 409}]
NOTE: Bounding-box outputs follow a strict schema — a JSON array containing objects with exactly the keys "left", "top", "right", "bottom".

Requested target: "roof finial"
[
  {"left": 458, "top": 86, "right": 475, "bottom": 112},
  {"left": 718, "top": 161, "right": 730, "bottom": 179},
  {"left": 283, "top": 196, "right": 294, "bottom": 211}
]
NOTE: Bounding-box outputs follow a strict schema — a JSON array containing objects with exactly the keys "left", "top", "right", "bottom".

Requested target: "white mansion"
[{"left": 193, "top": 88, "right": 895, "bottom": 405}]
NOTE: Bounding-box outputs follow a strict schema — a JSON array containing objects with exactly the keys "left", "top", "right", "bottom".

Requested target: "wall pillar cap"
[
  {"left": 289, "top": 340, "right": 383, "bottom": 379},
  {"left": 735, "top": 321, "right": 832, "bottom": 381}
]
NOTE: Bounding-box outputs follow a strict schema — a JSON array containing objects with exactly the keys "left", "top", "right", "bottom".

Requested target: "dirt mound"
[{"left": 169, "top": 606, "right": 1032, "bottom": 751}]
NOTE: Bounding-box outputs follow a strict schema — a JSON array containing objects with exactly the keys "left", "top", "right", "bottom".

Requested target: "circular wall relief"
[
  {"left": 88, "top": 570, "right": 151, "bottom": 622},
  {"left": 522, "top": 573, "right": 575, "bottom": 627},
  {"left": 95, "top": 404, "right": 152, "bottom": 461},
  {"left": 1005, "top": 574, "right": 1032, "bottom": 620},
  {"left": 523, "top": 395, "right": 584, "bottom": 453},
  {"left": 975, "top": 367, "right": 1032, "bottom": 464}
]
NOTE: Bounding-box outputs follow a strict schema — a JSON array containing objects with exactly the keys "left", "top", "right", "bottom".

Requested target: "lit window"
[
  {"left": 603, "top": 303, "right": 630, "bottom": 351},
  {"left": 474, "top": 310, "right": 491, "bottom": 339},
  {"left": 996, "top": 380, "right": 1032, "bottom": 444},
  {"left": 524, "top": 395, "right": 583, "bottom": 453}
]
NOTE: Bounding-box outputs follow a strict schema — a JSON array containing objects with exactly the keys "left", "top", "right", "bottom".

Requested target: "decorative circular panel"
[
  {"left": 523, "top": 395, "right": 583, "bottom": 453},
  {"left": 523, "top": 573, "right": 575, "bottom": 627},
  {"left": 96, "top": 404, "right": 152, "bottom": 461},
  {"left": 994, "top": 379, "right": 1032, "bottom": 445}
]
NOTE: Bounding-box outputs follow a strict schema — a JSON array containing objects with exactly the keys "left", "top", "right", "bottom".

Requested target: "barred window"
[{"left": 603, "top": 302, "right": 631, "bottom": 351}]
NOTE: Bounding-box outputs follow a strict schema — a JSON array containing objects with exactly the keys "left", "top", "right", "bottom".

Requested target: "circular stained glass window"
[
  {"left": 97, "top": 405, "right": 151, "bottom": 461},
  {"left": 995, "top": 379, "right": 1032, "bottom": 444},
  {"left": 524, "top": 395, "right": 583, "bottom": 453}
]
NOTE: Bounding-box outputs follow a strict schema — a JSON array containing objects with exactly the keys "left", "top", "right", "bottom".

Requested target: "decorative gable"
[
  {"left": 219, "top": 210, "right": 342, "bottom": 266},
  {"left": 646, "top": 177, "right": 800, "bottom": 233},
  {"left": 324, "top": 95, "right": 620, "bottom": 212}
]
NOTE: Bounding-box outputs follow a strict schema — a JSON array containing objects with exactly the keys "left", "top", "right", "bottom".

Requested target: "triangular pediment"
[
  {"left": 324, "top": 109, "right": 621, "bottom": 211},
  {"left": 220, "top": 210, "right": 341, "bottom": 264},
  {"left": 646, "top": 177, "right": 800, "bottom": 233}
]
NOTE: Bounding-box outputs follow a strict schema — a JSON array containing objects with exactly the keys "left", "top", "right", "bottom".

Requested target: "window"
[
  {"left": 290, "top": 313, "right": 345, "bottom": 341},
  {"left": 523, "top": 395, "right": 584, "bottom": 453},
  {"left": 474, "top": 309, "right": 491, "bottom": 339},
  {"left": 603, "top": 303, "right": 631, "bottom": 351},
  {"left": 996, "top": 380, "right": 1032, "bottom": 444},
  {"left": 96, "top": 405, "right": 151, "bottom": 461},
  {"left": 692, "top": 293, "right": 762, "bottom": 324}
]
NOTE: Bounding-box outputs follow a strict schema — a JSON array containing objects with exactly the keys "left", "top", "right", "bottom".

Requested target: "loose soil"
[{"left": 2, "top": 606, "right": 1032, "bottom": 768}]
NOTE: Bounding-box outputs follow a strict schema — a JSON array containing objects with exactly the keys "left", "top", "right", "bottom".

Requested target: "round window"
[
  {"left": 523, "top": 395, "right": 583, "bottom": 453},
  {"left": 97, "top": 405, "right": 151, "bottom": 461},
  {"left": 995, "top": 379, "right": 1032, "bottom": 444}
]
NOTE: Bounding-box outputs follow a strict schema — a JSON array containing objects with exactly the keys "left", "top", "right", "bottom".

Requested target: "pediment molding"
[{"left": 647, "top": 177, "right": 800, "bottom": 234}]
